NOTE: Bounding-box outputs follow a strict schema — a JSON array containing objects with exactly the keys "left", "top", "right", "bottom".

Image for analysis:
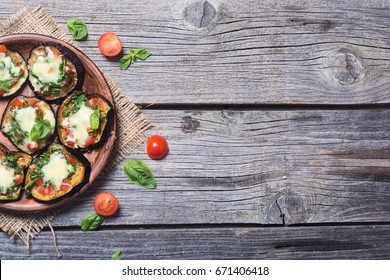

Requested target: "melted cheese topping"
[
  {"left": 68, "top": 103, "right": 94, "bottom": 146},
  {"left": 15, "top": 106, "right": 36, "bottom": 134},
  {"left": 30, "top": 48, "right": 62, "bottom": 84},
  {"left": 0, "top": 55, "right": 21, "bottom": 81},
  {"left": 0, "top": 164, "right": 15, "bottom": 191},
  {"left": 41, "top": 153, "right": 73, "bottom": 189}
]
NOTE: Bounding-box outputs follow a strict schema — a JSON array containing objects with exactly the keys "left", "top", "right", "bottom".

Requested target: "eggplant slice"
[
  {"left": 28, "top": 44, "right": 79, "bottom": 101},
  {"left": 0, "top": 45, "right": 28, "bottom": 98},
  {"left": 1, "top": 96, "right": 56, "bottom": 154},
  {"left": 0, "top": 144, "right": 32, "bottom": 201},
  {"left": 24, "top": 143, "right": 90, "bottom": 202},
  {"left": 57, "top": 90, "right": 114, "bottom": 151}
]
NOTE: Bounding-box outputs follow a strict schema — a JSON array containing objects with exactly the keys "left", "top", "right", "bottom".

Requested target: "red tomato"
[
  {"left": 11, "top": 98, "right": 23, "bottom": 108},
  {"left": 98, "top": 32, "right": 122, "bottom": 57},
  {"left": 84, "top": 136, "right": 96, "bottom": 147},
  {"left": 14, "top": 174, "right": 23, "bottom": 185},
  {"left": 0, "top": 89, "right": 5, "bottom": 97},
  {"left": 26, "top": 98, "right": 38, "bottom": 107},
  {"left": 60, "top": 179, "right": 72, "bottom": 192},
  {"left": 94, "top": 192, "right": 119, "bottom": 217},
  {"left": 65, "top": 154, "right": 78, "bottom": 165},
  {"left": 34, "top": 177, "right": 44, "bottom": 188},
  {"left": 0, "top": 45, "right": 6, "bottom": 53},
  {"left": 146, "top": 135, "right": 169, "bottom": 160},
  {"left": 27, "top": 142, "right": 39, "bottom": 153}
]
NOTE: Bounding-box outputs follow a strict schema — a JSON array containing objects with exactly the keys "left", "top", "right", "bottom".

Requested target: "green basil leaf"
[
  {"left": 112, "top": 250, "right": 122, "bottom": 260},
  {"left": 118, "top": 48, "right": 151, "bottom": 70},
  {"left": 67, "top": 18, "right": 88, "bottom": 40},
  {"left": 90, "top": 109, "right": 100, "bottom": 130},
  {"left": 0, "top": 80, "right": 10, "bottom": 91},
  {"left": 30, "top": 120, "right": 51, "bottom": 141},
  {"left": 124, "top": 160, "right": 157, "bottom": 189},
  {"left": 134, "top": 48, "right": 152, "bottom": 60},
  {"left": 81, "top": 213, "right": 104, "bottom": 231},
  {"left": 119, "top": 54, "right": 134, "bottom": 70}
]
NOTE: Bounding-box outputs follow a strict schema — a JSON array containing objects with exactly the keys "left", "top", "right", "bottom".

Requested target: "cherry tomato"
[
  {"left": 34, "top": 177, "right": 44, "bottom": 188},
  {"left": 0, "top": 45, "right": 6, "bottom": 53},
  {"left": 26, "top": 98, "right": 38, "bottom": 107},
  {"left": 146, "top": 135, "right": 169, "bottom": 160},
  {"left": 27, "top": 142, "right": 39, "bottom": 153},
  {"left": 14, "top": 174, "right": 23, "bottom": 185},
  {"left": 65, "top": 154, "right": 78, "bottom": 165},
  {"left": 11, "top": 98, "right": 22, "bottom": 108},
  {"left": 94, "top": 192, "right": 119, "bottom": 217},
  {"left": 0, "top": 89, "right": 5, "bottom": 97},
  {"left": 98, "top": 32, "right": 122, "bottom": 57}
]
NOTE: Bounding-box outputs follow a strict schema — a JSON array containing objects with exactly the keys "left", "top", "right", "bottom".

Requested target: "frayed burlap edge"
[{"left": 0, "top": 7, "right": 150, "bottom": 248}]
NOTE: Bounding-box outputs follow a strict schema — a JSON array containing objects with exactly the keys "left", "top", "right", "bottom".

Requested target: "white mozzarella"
[
  {"left": 68, "top": 103, "right": 94, "bottom": 146},
  {"left": 31, "top": 49, "right": 62, "bottom": 84},
  {"left": 41, "top": 153, "right": 73, "bottom": 190},
  {"left": 0, "top": 164, "right": 15, "bottom": 191},
  {"left": 15, "top": 106, "right": 36, "bottom": 134}
]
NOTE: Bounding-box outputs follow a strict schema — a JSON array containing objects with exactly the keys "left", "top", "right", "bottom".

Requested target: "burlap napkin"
[{"left": 0, "top": 7, "right": 150, "bottom": 248}]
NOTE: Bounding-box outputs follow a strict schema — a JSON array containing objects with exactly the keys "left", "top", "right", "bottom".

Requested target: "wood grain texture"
[
  {"left": 47, "top": 109, "right": 390, "bottom": 227},
  {"left": 2, "top": 0, "right": 390, "bottom": 104},
  {"left": 1, "top": 225, "right": 389, "bottom": 259}
]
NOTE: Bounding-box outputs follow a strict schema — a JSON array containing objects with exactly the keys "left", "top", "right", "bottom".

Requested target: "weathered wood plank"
[
  {"left": 1, "top": 225, "right": 389, "bottom": 259},
  {"left": 2, "top": 0, "right": 390, "bottom": 104},
  {"left": 51, "top": 109, "right": 390, "bottom": 226}
]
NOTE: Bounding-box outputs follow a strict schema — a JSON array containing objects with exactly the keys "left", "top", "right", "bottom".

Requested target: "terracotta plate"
[{"left": 0, "top": 34, "right": 116, "bottom": 212}]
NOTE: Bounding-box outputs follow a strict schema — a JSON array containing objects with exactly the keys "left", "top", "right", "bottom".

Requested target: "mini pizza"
[
  {"left": 1, "top": 96, "right": 56, "bottom": 154},
  {"left": 24, "top": 144, "right": 90, "bottom": 202},
  {"left": 57, "top": 91, "right": 114, "bottom": 151},
  {"left": 28, "top": 44, "right": 78, "bottom": 101},
  {"left": 0, "top": 44, "right": 28, "bottom": 98},
  {"left": 0, "top": 144, "right": 32, "bottom": 201}
]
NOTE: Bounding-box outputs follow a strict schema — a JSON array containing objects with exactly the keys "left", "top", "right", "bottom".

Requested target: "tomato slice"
[
  {"left": 11, "top": 98, "right": 23, "bottom": 108},
  {"left": 26, "top": 98, "right": 38, "bottom": 107},
  {"left": 0, "top": 45, "right": 6, "bottom": 53},
  {"left": 94, "top": 192, "right": 119, "bottom": 217},
  {"left": 146, "top": 135, "right": 169, "bottom": 160},
  {"left": 98, "top": 32, "right": 122, "bottom": 57},
  {"left": 35, "top": 177, "right": 44, "bottom": 188},
  {"left": 84, "top": 136, "right": 96, "bottom": 147},
  {"left": 65, "top": 154, "right": 78, "bottom": 165},
  {"left": 89, "top": 98, "right": 98, "bottom": 107},
  {"left": 60, "top": 179, "right": 72, "bottom": 192},
  {"left": 14, "top": 174, "right": 23, "bottom": 185}
]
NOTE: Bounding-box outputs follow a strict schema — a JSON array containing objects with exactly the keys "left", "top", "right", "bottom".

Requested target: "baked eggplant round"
[
  {"left": 57, "top": 90, "right": 114, "bottom": 151},
  {"left": 28, "top": 44, "right": 80, "bottom": 101},
  {"left": 24, "top": 143, "right": 91, "bottom": 202},
  {"left": 1, "top": 96, "right": 56, "bottom": 154},
  {"left": 0, "top": 144, "right": 32, "bottom": 201},
  {"left": 0, "top": 45, "right": 28, "bottom": 98}
]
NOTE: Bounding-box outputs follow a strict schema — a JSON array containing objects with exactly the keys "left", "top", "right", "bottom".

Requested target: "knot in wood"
[
  {"left": 325, "top": 49, "right": 365, "bottom": 85},
  {"left": 184, "top": 0, "right": 217, "bottom": 29}
]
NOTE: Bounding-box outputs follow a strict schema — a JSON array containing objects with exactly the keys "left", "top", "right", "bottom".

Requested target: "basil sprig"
[
  {"left": 67, "top": 18, "right": 88, "bottom": 40},
  {"left": 30, "top": 120, "right": 51, "bottom": 141},
  {"left": 112, "top": 250, "right": 122, "bottom": 260},
  {"left": 81, "top": 213, "right": 104, "bottom": 231},
  {"left": 124, "top": 160, "right": 156, "bottom": 189},
  {"left": 90, "top": 109, "right": 100, "bottom": 130},
  {"left": 119, "top": 48, "right": 152, "bottom": 70}
]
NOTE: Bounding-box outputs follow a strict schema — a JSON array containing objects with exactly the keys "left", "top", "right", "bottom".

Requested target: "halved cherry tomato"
[
  {"left": 27, "top": 142, "right": 39, "bottom": 153},
  {"left": 60, "top": 179, "right": 72, "bottom": 192},
  {"left": 14, "top": 174, "right": 23, "bottom": 185},
  {"left": 89, "top": 98, "right": 98, "bottom": 107},
  {"left": 146, "top": 135, "right": 169, "bottom": 160},
  {"left": 94, "top": 192, "right": 119, "bottom": 217},
  {"left": 37, "top": 185, "right": 55, "bottom": 196},
  {"left": 11, "top": 98, "right": 23, "bottom": 108},
  {"left": 0, "top": 45, "right": 6, "bottom": 53},
  {"left": 0, "top": 89, "right": 5, "bottom": 97},
  {"left": 84, "top": 136, "right": 96, "bottom": 147},
  {"left": 98, "top": 32, "right": 122, "bottom": 57}
]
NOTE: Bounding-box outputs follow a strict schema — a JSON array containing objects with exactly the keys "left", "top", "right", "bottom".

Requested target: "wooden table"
[{"left": 1, "top": 0, "right": 390, "bottom": 259}]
